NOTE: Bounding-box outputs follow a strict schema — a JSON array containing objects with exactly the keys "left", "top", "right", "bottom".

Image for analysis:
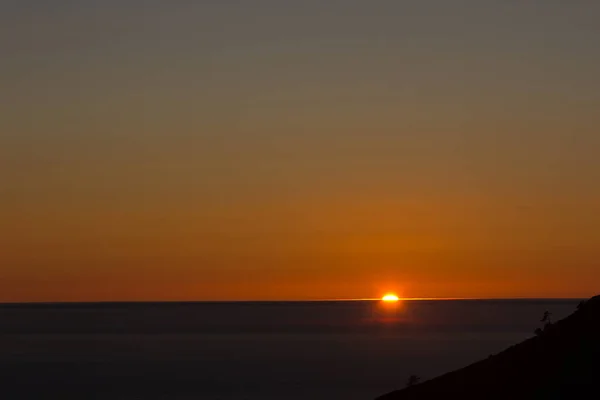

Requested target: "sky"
[{"left": 2, "top": 1, "right": 599, "bottom": 301}]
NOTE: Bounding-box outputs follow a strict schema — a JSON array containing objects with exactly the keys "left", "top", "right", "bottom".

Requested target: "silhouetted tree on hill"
[
  {"left": 534, "top": 311, "right": 554, "bottom": 336},
  {"left": 541, "top": 311, "right": 552, "bottom": 324}
]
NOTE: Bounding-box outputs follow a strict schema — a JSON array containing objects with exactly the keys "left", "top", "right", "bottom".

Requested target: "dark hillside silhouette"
[{"left": 376, "top": 295, "right": 600, "bottom": 400}]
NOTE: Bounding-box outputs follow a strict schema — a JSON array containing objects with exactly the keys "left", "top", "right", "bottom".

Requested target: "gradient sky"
[{"left": 2, "top": 1, "right": 599, "bottom": 301}]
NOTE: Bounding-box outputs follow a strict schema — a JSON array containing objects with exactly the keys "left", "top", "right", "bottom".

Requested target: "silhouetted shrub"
[
  {"left": 406, "top": 375, "right": 421, "bottom": 387},
  {"left": 534, "top": 328, "right": 544, "bottom": 337}
]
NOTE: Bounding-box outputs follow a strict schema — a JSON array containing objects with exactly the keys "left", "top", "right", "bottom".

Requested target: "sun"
[{"left": 382, "top": 294, "right": 400, "bottom": 302}]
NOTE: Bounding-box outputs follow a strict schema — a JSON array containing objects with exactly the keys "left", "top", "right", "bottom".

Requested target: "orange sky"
[
  {"left": 4, "top": 191, "right": 599, "bottom": 301},
  {"left": 2, "top": 2, "right": 599, "bottom": 301}
]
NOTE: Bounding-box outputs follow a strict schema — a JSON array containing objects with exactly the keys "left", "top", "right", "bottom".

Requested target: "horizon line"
[{"left": 0, "top": 297, "right": 587, "bottom": 306}]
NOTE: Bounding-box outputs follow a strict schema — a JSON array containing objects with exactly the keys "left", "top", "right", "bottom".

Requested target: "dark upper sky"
[{"left": 2, "top": 1, "right": 599, "bottom": 301}]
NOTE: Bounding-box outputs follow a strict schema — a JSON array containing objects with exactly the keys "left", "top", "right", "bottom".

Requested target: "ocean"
[{"left": 0, "top": 299, "right": 580, "bottom": 400}]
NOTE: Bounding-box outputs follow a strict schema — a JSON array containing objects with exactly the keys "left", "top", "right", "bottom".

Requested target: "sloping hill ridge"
[{"left": 376, "top": 295, "right": 600, "bottom": 400}]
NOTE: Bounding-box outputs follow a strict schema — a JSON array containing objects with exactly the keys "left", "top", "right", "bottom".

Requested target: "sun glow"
[{"left": 382, "top": 294, "right": 400, "bottom": 302}]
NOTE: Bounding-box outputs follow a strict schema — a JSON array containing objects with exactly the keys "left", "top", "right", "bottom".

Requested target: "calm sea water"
[{"left": 0, "top": 299, "right": 580, "bottom": 400}]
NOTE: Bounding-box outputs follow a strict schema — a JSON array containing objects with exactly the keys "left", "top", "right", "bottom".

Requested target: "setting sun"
[{"left": 382, "top": 294, "right": 400, "bottom": 302}]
